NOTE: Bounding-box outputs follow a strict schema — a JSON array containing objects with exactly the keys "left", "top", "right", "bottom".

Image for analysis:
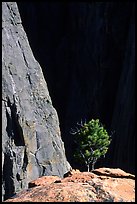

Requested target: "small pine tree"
[{"left": 71, "top": 119, "right": 111, "bottom": 172}]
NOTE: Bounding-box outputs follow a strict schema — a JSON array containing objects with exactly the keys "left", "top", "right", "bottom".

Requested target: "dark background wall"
[{"left": 17, "top": 2, "right": 135, "bottom": 174}]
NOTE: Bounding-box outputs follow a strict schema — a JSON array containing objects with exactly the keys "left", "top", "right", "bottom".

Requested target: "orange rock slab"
[{"left": 4, "top": 168, "right": 135, "bottom": 202}]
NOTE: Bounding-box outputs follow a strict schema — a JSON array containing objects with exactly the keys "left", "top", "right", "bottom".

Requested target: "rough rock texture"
[
  {"left": 17, "top": 2, "right": 135, "bottom": 174},
  {"left": 2, "top": 2, "right": 71, "bottom": 201},
  {"left": 4, "top": 168, "right": 135, "bottom": 202}
]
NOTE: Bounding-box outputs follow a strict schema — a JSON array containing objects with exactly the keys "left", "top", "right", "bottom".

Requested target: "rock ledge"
[{"left": 4, "top": 168, "right": 135, "bottom": 202}]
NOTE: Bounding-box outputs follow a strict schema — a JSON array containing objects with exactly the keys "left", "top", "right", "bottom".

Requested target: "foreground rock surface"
[
  {"left": 4, "top": 168, "right": 135, "bottom": 202},
  {"left": 2, "top": 2, "right": 70, "bottom": 200}
]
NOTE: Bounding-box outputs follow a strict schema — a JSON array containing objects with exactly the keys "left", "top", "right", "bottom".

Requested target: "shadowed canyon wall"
[{"left": 17, "top": 2, "right": 135, "bottom": 174}]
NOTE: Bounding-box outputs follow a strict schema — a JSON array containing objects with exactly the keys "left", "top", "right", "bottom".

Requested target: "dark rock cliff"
[
  {"left": 17, "top": 2, "right": 135, "bottom": 175},
  {"left": 2, "top": 2, "right": 71, "bottom": 201}
]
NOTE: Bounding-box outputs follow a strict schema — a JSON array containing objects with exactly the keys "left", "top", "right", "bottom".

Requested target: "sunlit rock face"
[{"left": 2, "top": 2, "right": 71, "bottom": 201}]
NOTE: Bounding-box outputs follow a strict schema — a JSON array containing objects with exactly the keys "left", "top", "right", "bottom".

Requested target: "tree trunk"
[
  {"left": 91, "top": 158, "right": 97, "bottom": 171},
  {"left": 91, "top": 163, "right": 95, "bottom": 171},
  {"left": 87, "top": 164, "right": 90, "bottom": 172}
]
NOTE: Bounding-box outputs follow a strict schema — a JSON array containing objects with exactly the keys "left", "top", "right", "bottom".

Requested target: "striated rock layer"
[
  {"left": 4, "top": 168, "right": 135, "bottom": 202},
  {"left": 2, "top": 2, "right": 71, "bottom": 201}
]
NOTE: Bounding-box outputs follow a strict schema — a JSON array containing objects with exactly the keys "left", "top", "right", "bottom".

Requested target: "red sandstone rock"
[
  {"left": 28, "top": 175, "right": 61, "bottom": 188},
  {"left": 62, "top": 171, "right": 95, "bottom": 183},
  {"left": 4, "top": 168, "right": 135, "bottom": 202},
  {"left": 92, "top": 167, "right": 135, "bottom": 179}
]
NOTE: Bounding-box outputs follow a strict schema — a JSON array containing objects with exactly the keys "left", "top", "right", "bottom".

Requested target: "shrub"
[{"left": 71, "top": 119, "right": 111, "bottom": 172}]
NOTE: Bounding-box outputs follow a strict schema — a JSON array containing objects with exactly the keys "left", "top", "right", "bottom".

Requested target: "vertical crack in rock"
[
  {"left": 22, "top": 148, "right": 28, "bottom": 172},
  {"left": 5, "top": 96, "right": 25, "bottom": 146},
  {"left": 3, "top": 151, "right": 15, "bottom": 201},
  {"left": 18, "top": 40, "right": 29, "bottom": 68}
]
